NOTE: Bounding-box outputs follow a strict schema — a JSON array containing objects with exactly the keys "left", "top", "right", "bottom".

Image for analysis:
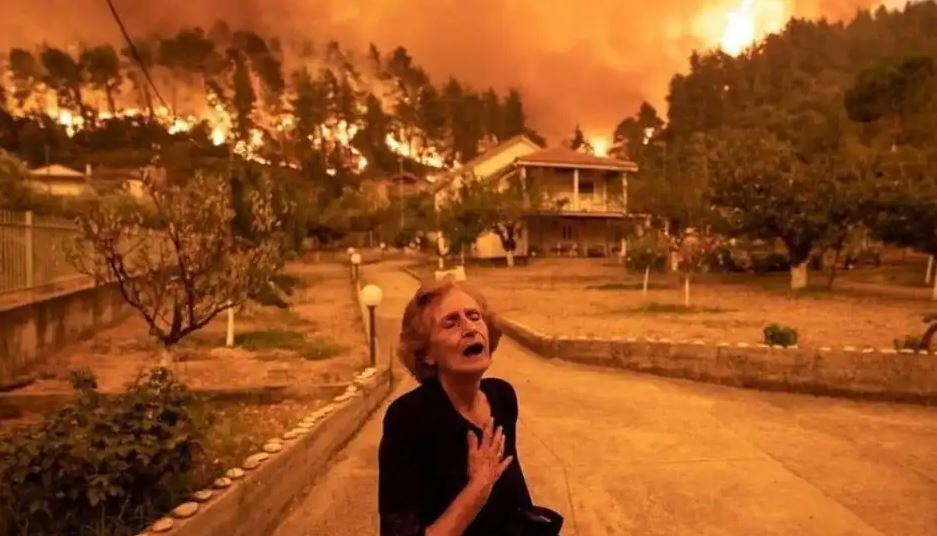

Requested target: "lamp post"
[
  {"left": 350, "top": 252, "right": 362, "bottom": 282},
  {"left": 360, "top": 284, "right": 383, "bottom": 367},
  {"left": 380, "top": 242, "right": 387, "bottom": 258}
]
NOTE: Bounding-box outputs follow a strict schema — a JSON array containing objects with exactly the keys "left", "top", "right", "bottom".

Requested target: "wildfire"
[
  {"left": 696, "top": 0, "right": 790, "bottom": 57},
  {"left": 384, "top": 132, "right": 445, "bottom": 169},
  {"left": 589, "top": 136, "right": 609, "bottom": 157}
]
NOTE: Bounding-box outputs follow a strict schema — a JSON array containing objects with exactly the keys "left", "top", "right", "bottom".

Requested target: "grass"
[
  {"left": 629, "top": 302, "right": 729, "bottom": 315},
  {"left": 237, "top": 329, "right": 345, "bottom": 361}
]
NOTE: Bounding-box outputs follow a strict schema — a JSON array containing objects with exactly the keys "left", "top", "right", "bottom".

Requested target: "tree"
[
  {"left": 438, "top": 177, "right": 500, "bottom": 266},
  {"left": 503, "top": 89, "right": 526, "bottom": 138},
  {"left": 568, "top": 124, "right": 590, "bottom": 152},
  {"left": 490, "top": 175, "right": 531, "bottom": 268},
  {"left": 481, "top": 88, "right": 504, "bottom": 141},
  {"left": 121, "top": 39, "right": 158, "bottom": 116},
  {"left": 80, "top": 45, "right": 121, "bottom": 115},
  {"left": 0, "top": 149, "right": 34, "bottom": 210},
  {"left": 612, "top": 102, "right": 664, "bottom": 160},
  {"left": 230, "top": 51, "right": 256, "bottom": 142},
  {"left": 709, "top": 129, "right": 863, "bottom": 290},
  {"left": 673, "top": 228, "right": 723, "bottom": 306},
  {"left": 68, "top": 171, "right": 282, "bottom": 355},
  {"left": 8, "top": 48, "right": 42, "bottom": 109},
  {"left": 41, "top": 47, "right": 85, "bottom": 117}
]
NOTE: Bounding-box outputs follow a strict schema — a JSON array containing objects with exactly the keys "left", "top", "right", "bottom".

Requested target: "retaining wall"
[
  {"left": 0, "top": 283, "right": 130, "bottom": 385},
  {"left": 499, "top": 317, "right": 937, "bottom": 404}
]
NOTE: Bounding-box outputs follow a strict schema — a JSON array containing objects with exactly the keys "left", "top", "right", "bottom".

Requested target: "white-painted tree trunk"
[
  {"left": 618, "top": 238, "right": 627, "bottom": 266},
  {"left": 158, "top": 346, "right": 173, "bottom": 367},
  {"left": 438, "top": 257, "right": 445, "bottom": 269},
  {"left": 643, "top": 266, "right": 650, "bottom": 294},
  {"left": 226, "top": 305, "right": 235, "bottom": 347},
  {"left": 684, "top": 277, "right": 690, "bottom": 307},
  {"left": 926, "top": 255, "right": 934, "bottom": 285},
  {"left": 932, "top": 269, "right": 937, "bottom": 301},
  {"left": 460, "top": 246, "right": 466, "bottom": 266},
  {"left": 790, "top": 262, "right": 808, "bottom": 290},
  {"left": 506, "top": 250, "right": 515, "bottom": 268}
]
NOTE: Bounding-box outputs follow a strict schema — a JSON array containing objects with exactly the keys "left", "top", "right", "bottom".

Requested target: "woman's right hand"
[{"left": 466, "top": 417, "right": 513, "bottom": 500}]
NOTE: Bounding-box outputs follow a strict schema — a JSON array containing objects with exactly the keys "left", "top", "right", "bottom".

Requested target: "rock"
[
  {"left": 282, "top": 430, "right": 299, "bottom": 440},
  {"left": 172, "top": 502, "right": 199, "bottom": 519},
  {"left": 225, "top": 468, "right": 245, "bottom": 480},
  {"left": 289, "top": 427, "right": 308, "bottom": 436},
  {"left": 266, "top": 437, "right": 283, "bottom": 445},
  {"left": 192, "top": 490, "right": 214, "bottom": 502},
  {"left": 150, "top": 518, "right": 174, "bottom": 532},
  {"left": 263, "top": 442, "right": 283, "bottom": 453},
  {"left": 213, "top": 477, "right": 232, "bottom": 489},
  {"left": 345, "top": 385, "right": 359, "bottom": 393},
  {"left": 243, "top": 452, "right": 270, "bottom": 469}
]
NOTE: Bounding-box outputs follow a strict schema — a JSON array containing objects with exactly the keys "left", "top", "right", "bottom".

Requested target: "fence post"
[{"left": 24, "top": 210, "right": 34, "bottom": 290}]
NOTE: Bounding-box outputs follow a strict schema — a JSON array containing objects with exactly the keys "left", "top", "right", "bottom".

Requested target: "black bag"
[{"left": 508, "top": 505, "right": 564, "bottom": 535}]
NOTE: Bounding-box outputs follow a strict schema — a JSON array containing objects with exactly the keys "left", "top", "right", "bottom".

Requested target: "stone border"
[
  {"left": 137, "top": 368, "right": 392, "bottom": 536},
  {"left": 138, "top": 266, "right": 397, "bottom": 536},
  {"left": 499, "top": 317, "right": 937, "bottom": 405},
  {"left": 399, "top": 265, "right": 937, "bottom": 404}
]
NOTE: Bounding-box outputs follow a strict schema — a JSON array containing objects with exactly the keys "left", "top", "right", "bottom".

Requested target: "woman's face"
[{"left": 425, "top": 288, "right": 491, "bottom": 379}]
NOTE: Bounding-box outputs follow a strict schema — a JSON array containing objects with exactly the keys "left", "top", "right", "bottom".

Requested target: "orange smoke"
[{"left": 0, "top": 0, "right": 891, "bottom": 142}]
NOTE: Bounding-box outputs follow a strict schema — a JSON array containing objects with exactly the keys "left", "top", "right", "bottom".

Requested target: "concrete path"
[{"left": 273, "top": 261, "right": 937, "bottom": 536}]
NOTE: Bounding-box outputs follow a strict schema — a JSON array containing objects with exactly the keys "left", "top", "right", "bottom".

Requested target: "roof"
[
  {"left": 516, "top": 147, "right": 638, "bottom": 172},
  {"left": 29, "top": 164, "right": 86, "bottom": 180},
  {"left": 366, "top": 171, "right": 430, "bottom": 186},
  {"left": 90, "top": 166, "right": 145, "bottom": 183},
  {"left": 432, "top": 134, "right": 543, "bottom": 193}
]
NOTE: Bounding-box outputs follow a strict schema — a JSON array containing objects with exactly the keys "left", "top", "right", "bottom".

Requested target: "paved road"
[{"left": 273, "top": 262, "right": 937, "bottom": 536}]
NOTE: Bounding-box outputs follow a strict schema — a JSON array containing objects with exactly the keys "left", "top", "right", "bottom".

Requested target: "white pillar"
[
  {"left": 573, "top": 168, "right": 580, "bottom": 211},
  {"left": 621, "top": 172, "right": 628, "bottom": 212}
]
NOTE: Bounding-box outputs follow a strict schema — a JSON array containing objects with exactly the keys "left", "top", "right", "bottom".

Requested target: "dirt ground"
[
  {"left": 431, "top": 259, "right": 934, "bottom": 350},
  {"left": 0, "top": 260, "right": 368, "bottom": 459}
]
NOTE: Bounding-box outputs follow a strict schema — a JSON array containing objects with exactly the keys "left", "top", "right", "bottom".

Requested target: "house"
[
  {"left": 27, "top": 164, "right": 91, "bottom": 196},
  {"left": 432, "top": 135, "right": 639, "bottom": 260},
  {"left": 28, "top": 164, "right": 154, "bottom": 198},
  {"left": 362, "top": 171, "right": 433, "bottom": 204}
]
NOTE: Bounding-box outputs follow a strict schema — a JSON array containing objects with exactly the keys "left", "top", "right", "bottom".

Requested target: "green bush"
[
  {"left": 67, "top": 367, "right": 98, "bottom": 391},
  {"left": 763, "top": 323, "right": 798, "bottom": 347},
  {"left": 0, "top": 368, "right": 201, "bottom": 536}
]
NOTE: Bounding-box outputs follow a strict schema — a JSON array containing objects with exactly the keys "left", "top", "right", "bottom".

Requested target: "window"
[{"left": 579, "top": 180, "right": 595, "bottom": 195}]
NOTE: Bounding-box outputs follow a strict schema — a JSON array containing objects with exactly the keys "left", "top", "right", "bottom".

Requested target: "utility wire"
[{"left": 104, "top": 0, "right": 170, "bottom": 112}]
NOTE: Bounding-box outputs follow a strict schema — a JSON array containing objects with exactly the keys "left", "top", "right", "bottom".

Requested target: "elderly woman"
[{"left": 378, "top": 278, "right": 561, "bottom": 536}]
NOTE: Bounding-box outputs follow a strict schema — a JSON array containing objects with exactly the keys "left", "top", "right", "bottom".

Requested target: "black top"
[{"left": 378, "top": 377, "right": 533, "bottom": 535}]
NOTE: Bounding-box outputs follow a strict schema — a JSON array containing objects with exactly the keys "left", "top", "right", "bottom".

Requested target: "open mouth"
[{"left": 463, "top": 342, "right": 486, "bottom": 358}]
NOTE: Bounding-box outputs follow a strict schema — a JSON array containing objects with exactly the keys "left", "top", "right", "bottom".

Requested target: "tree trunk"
[
  {"left": 438, "top": 256, "right": 445, "bottom": 269},
  {"left": 684, "top": 276, "right": 690, "bottom": 307},
  {"left": 920, "top": 321, "right": 937, "bottom": 352},
  {"left": 105, "top": 86, "right": 116, "bottom": 115},
  {"left": 827, "top": 249, "right": 841, "bottom": 290},
  {"left": 506, "top": 250, "right": 515, "bottom": 268},
  {"left": 226, "top": 305, "right": 235, "bottom": 347},
  {"left": 643, "top": 266, "right": 650, "bottom": 294},
  {"left": 460, "top": 245, "right": 466, "bottom": 266},
  {"left": 926, "top": 255, "right": 934, "bottom": 285},
  {"left": 790, "top": 262, "right": 808, "bottom": 291},
  {"left": 158, "top": 346, "right": 174, "bottom": 366}
]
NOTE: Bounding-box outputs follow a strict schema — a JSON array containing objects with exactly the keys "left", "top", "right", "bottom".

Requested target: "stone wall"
[
  {"left": 499, "top": 317, "right": 937, "bottom": 404},
  {"left": 0, "top": 283, "right": 130, "bottom": 385}
]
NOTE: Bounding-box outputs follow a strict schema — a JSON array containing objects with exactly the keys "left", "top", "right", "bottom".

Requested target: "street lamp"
[
  {"left": 347, "top": 247, "right": 356, "bottom": 257},
  {"left": 350, "top": 252, "right": 362, "bottom": 282},
  {"left": 379, "top": 242, "right": 387, "bottom": 257},
  {"left": 360, "top": 284, "right": 383, "bottom": 367}
]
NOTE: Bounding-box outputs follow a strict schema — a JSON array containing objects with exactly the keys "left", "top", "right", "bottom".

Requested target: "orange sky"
[{"left": 0, "top": 0, "right": 896, "bottom": 142}]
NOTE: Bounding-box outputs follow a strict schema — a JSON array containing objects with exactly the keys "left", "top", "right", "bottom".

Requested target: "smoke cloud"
[{"left": 1, "top": 0, "right": 889, "bottom": 142}]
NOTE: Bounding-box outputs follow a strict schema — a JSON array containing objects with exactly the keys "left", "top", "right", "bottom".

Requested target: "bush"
[
  {"left": 763, "top": 323, "right": 798, "bottom": 347},
  {"left": 67, "top": 367, "right": 98, "bottom": 391},
  {"left": 0, "top": 368, "right": 201, "bottom": 536},
  {"left": 894, "top": 335, "right": 922, "bottom": 351},
  {"left": 752, "top": 253, "right": 791, "bottom": 274}
]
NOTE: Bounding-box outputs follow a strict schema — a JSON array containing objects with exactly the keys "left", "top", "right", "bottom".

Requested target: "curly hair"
[{"left": 397, "top": 278, "right": 502, "bottom": 383}]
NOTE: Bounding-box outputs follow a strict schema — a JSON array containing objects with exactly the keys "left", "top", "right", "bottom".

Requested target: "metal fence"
[{"left": 0, "top": 209, "right": 89, "bottom": 298}]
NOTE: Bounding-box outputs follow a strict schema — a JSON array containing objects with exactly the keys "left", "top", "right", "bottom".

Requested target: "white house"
[
  {"left": 433, "top": 135, "right": 638, "bottom": 261},
  {"left": 27, "top": 164, "right": 91, "bottom": 196}
]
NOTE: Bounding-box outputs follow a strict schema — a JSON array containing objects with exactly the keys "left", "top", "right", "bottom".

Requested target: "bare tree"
[{"left": 69, "top": 171, "right": 283, "bottom": 359}]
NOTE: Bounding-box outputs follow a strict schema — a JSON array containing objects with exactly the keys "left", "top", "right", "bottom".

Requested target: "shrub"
[
  {"left": 894, "top": 335, "right": 922, "bottom": 351},
  {"left": 763, "top": 323, "right": 798, "bottom": 347},
  {"left": 0, "top": 368, "right": 201, "bottom": 536},
  {"left": 753, "top": 253, "right": 791, "bottom": 274},
  {"left": 67, "top": 367, "right": 98, "bottom": 391}
]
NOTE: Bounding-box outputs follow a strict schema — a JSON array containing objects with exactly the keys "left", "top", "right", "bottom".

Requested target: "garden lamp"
[
  {"left": 350, "top": 252, "right": 362, "bottom": 282},
  {"left": 360, "top": 284, "right": 383, "bottom": 367}
]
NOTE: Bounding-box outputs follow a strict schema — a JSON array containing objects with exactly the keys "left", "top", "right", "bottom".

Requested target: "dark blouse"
[{"left": 378, "top": 377, "right": 533, "bottom": 535}]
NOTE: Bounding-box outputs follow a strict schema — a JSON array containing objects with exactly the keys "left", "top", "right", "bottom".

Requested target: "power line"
[{"left": 104, "top": 0, "right": 169, "bottom": 112}]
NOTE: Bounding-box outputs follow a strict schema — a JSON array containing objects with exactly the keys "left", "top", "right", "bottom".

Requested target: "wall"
[
  {"left": 0, "top": 283, "right": 129, "bottom": 384},
  {"left": 499, "top": 317, "right": 937, "bottom": 404}
]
